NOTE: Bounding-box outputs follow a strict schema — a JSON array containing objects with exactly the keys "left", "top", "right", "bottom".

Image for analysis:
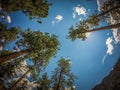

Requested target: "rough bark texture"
[
  {"left": 10, "top": 69, "right": 31, "bottom": 90},
  {"left": 92, "top": 58, "right": 120, "bottom": 90},
  {"left": 86, "top": 23, "right": 120, "bottom": 33},
  {"left": 0, "top": 50, "right": 27, "bottom": 62}
]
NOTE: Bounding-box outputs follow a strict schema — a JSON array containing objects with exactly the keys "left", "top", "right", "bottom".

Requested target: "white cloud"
[
  {"left": 6, "top": 15, "right": 11, "bottom": 23},
  {"left": 106, "top": 37, "right": 114, "bottom": 55},
  {"left": 102, "top": 37, "right": 114, "bottom": 64},
  {"left": 73, "top": 5, "right": 86, "bottom": 18},
  {"left": 102, "top": 53, "right": 107, "bottom": 64},
  {"left": 55, "top": 15, "right": 63, "bottom": 21},
  {"left": 97, "top": 0, "right": 107, "bottom": 11},
  {"left": 52, "top": 15, "right": 63, "bottom": 25}
]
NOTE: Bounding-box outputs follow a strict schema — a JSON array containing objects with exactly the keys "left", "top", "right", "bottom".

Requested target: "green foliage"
[
  {"left": 68, "top": 20, "right": 88, "bottom": 41},
  {"left": 68, "top": 0, "right": 120, "bottom": 42},
  {"left": 36, "top": 73, "right": 50, "bottom": 90},
  {"left": 1, "top": 27, "right": 18, "bottom": 42},
  {"left": 0, "top": 22, "right": 19, "bottom": 43},
  {"left": 0, "top": 0, "right": 52, "bottom": 22},
  {"left": 87, "top": 14, "right": 100, "bottom": 27},
  {"left": 0, "top": 57, "right": 24, "bottom": 79},
  {"left": 51, "top": 57, "right": 76, "bottom": 90},
  {"left": 30, "top": 57, "right": 49, "bottom": 81},
  {"left": 16, "top": 29, "right": 59, "bottom": 62}
]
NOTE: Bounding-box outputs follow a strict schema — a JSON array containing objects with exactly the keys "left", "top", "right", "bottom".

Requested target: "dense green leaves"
[
  {"left": 16, "top": 29, "right": 59, "bottom": 61},
  {"left": 87, "top": 14, "right": 100, "bottom": 27},
  {"left": 0, "top": 22, "right": 19, "bottom": 43},
  {"left": 0, "top": 0, "right": 51, "bottom": 22},
  {"left": 36, "top": 73, "right": 50, "bottom": 90},
  {"left": 68, "top": 20, "right": 88, "bottom": 41}
]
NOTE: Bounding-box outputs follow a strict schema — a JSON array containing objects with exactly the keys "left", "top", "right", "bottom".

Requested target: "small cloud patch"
[
  {"left": 52, "top": 15, "right": 63, "bottom": 25},
  {"left": 55, "top": 15, "right": 63, "bottom": 21},
  {"left": 73, "top": 5, "right": 86, "bottom": 18},
  {"left": 106, "top": 37, "right": 114, "bottom": 55},
  {"left": 6, "top": 15, "right": 11, "bottom": 23}
]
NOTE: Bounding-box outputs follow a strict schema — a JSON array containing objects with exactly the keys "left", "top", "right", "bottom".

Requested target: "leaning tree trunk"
[
  {"left": 10, "top": 69, "right": 31, "bottom": 90},
  {"left": 56, "top": 69, "right": 62, "bottom": 90},
  {"left": 0, "top": 50, "right": 28, "bottom": 62},
  {"left": 85, "top": 23, "right": 120, "bottom": 33},
  {"left": 97, "top": 5, "right": 120, "bottom": 17}
]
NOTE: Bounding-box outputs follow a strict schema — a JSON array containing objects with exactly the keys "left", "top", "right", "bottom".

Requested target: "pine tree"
[
  {"left": 10, "top": 54, "right": 53, "bottom": 90},
  {"left": 51, "top": 57, "right": 76, "bottom": 90},
  {"left": 68, "top": 20, "right": 120, "bottom": 41},
  {"left": 0, "top": 29, "right": 59, "bottom": 62}
]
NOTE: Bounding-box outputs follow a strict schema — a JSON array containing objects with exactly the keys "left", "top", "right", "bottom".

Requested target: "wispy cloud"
[
  {"left": 102, "top": 37, "right": 114, "bottom": 64},
  {"left": 52, "top": 15, "right": 63, "bottom": 25},
  {"left": 73, "top": 5, "right": 86, "bottom": 18},
  {"left": 102, "top": 53, "right": 107, "bottom": 64}
]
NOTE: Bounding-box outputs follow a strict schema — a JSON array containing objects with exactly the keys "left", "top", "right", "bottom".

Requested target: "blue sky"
[{"left": 1, "top": 0, "right": 120, "bottom": 90}]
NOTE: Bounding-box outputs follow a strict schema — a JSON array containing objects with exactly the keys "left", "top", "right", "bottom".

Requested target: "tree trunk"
[
  {"left": 56, "top": 70, "right": 62, "bottom": 90},
  {"left": 97, "top": 5, "right": 120, "bottom": 17},
  {"left": 10, "top": 69, "right": 31, "bottom": 90},
  {"left": 0, "top": 50, "right": 28, "bottom": 62},
  {"left": 0, "top": 79, "right": 7, "bottom": 90},
  {"left": 85, "top": 23, "right": 120, "bottom": 33}
]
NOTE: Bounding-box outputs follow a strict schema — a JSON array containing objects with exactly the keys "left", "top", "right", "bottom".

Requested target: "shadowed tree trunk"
[
  {"left": 56, "top": 69, "right": 62, "bottom": 90},
  {"left": 84, "top": 23, "right": 120, "bottom": 33},
  {"left": 10, "top": 69, "right": 31, "bottom": 90}
]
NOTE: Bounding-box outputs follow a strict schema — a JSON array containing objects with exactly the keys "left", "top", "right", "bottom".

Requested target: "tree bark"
[
  {"left": 0, "top": 50, "right": 28, "bottom": 62},
  {"left": 10, "top": 69, "right": 31, "bottom": 90},
  {"left": 97, "top": 5, "right": 120, "bottom": 17},
  {"left": 56, "top": 69, "right": 62, "bottom": 90},
  {"left": 85, "top": 23, "right": 120, "bottom": 33}
]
